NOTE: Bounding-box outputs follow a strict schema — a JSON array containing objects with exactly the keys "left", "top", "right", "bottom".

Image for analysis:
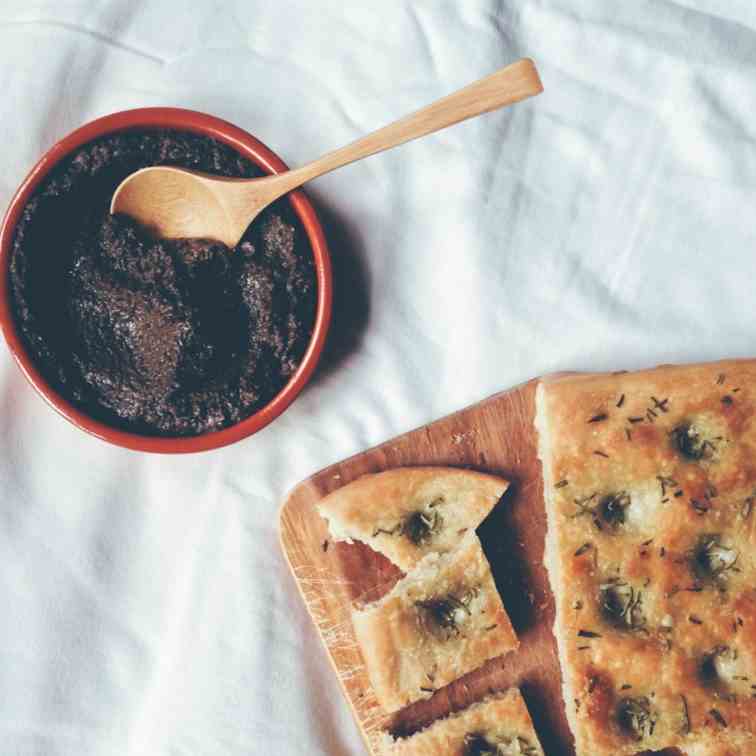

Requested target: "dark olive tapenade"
[{"left": 10, "top": 130, "right": 316, "bottom": 436}]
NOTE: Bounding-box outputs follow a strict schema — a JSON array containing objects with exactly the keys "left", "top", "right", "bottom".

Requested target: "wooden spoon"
[{"left": 111, "top": 58, "right": 543, "bottom": 247}]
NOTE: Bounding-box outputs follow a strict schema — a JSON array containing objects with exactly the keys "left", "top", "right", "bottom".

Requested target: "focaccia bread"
[
  {"left": 318, "top": 467, "right": 508, "bottom": 571},
  {"left": 536, "top": 359, "right": 756, "bottom": 755},
  {"left": 380, "top": 688, "right": 544, "bottom": 755},
  {"left": 352, "top": 531, "right": 518, "bottom": 713}
]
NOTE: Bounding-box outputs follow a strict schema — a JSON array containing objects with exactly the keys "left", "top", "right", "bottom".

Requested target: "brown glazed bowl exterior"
[{"left": 0, "top": 108, "right": 332, "bottom": 453}]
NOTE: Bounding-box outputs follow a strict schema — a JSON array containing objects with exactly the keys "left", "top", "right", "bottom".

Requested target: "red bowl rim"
[{"left": 0, "top": 107, "right": 333, "bottom": 453}]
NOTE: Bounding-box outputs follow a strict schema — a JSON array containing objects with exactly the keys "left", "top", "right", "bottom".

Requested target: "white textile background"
[{"left": 2, "top": 1, "right": 756, "bottom": 754}]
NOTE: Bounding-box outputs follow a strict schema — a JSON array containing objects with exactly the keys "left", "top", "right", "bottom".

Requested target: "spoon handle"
[{"left": 270, "top": 58, "right": 542, "bottom": 197}]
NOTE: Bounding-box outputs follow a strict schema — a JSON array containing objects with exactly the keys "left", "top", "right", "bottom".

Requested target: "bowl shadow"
[{"left": 304, "top": 191, "right": 371, "bottom": 385}]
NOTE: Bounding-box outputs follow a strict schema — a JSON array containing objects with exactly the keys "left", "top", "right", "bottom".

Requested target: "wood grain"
[{"left": 279, "top": 379, "right": 576, "bottom": 755}]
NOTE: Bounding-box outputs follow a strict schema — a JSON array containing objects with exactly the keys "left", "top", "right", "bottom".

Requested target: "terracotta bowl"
[{"left": 0, "top": 108, "right": 332, "bottom": 453}]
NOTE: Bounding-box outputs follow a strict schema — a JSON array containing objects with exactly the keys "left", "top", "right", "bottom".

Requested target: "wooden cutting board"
[
  {"left": 279, "top": 378, "right": 579, "bottom": 755},
  {"left": 280, "top": 376, "right": 690, "bottom": 756}
]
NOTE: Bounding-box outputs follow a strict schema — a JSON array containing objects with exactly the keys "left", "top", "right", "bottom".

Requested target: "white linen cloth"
[{"left": 1, "top": 1, "right": 756, "bottom": 753}]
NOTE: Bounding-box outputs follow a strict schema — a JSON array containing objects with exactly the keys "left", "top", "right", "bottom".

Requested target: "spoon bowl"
[{"left": 110, "top": 166, "right": 287, "bottom": 247}]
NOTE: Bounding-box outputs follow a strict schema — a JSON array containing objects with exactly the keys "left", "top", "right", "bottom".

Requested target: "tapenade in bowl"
[{"left": 0, "top": 108, "right": 332, "bottom": 453}]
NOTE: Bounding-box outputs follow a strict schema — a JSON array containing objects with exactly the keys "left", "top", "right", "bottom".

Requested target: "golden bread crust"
[
  {"left": 317, "top": 467, "right": 508, "bottom": 571},
  {"left": 381, "top": 688, "right": 544, "bottom": 755},
  {"left": 352, "top": 532, "right": 518, "bottom": 713},
  {"left": 537, "top": 359, "right": 756, "bottom": 755}
]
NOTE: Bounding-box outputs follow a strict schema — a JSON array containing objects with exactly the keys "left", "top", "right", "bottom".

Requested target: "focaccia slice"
[
  {"left": 380, "top": 688, "right": 544, "bottom": 755},
  {"left": 353, "top": 531, "right": 517, "bottom": 713},
  {"left": 318, "top": 467, "right": 507, "bottom": 571},
  {"left": 536, "top": 359, "right": 756, "bottom": 755}
]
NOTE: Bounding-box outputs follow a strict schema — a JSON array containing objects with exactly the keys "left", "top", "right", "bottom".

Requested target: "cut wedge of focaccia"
[
  {"left": 380, "top": 688, "right": 544, "bottom": 755},
  {"left": 352, "top": 531, "right": 518, "bottom": 713},
  {"left": 317, "top": 467, "right": 508, "bottom": 571},
  {"left": 536, "top": 359, "right": 756, "bottom": 755}
]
